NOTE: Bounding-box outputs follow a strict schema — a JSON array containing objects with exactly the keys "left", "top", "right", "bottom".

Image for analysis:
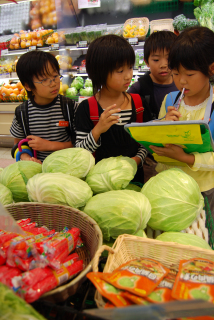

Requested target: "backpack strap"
[
  {"left": 15, "top": 100, "right": 30, "bottom": 137},
  {"left": 208, "top": 102, "right": 214, "bottom": 140},
  {"left": 165, "top": 91, "right": 180, "bottom": 112},
  {"left": 129, "top": 93, "right": 144, "bottom": 123},
  {"left": 88, "top": 96, "right": 99, "bottom": 126}
]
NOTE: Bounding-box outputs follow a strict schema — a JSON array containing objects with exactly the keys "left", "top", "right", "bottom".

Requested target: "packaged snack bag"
[
  {"left": 146, "top": 269, "right": 177, "bottom": 303},
  {"left": 172, "top": 258, "right": 214, "bottom": 303},
  {"left": 0, "top": 231, "right": 19, "bottom": 245},
  {"left": 121, "top": 291, "right": 150, "bottom": 305},
  {"left": 0, "top": 267, "right": 22, "bottom": 288},
  {"left": 17, "top": 218, "right": 31, "bottom": 227},
  {"left": 12, "top": 267, "right": 53, "bottom": 289},
  {"left": 104, "top": 302, "right": 115, "bottom": 308},
  {"left": 87, "top": 272, "right": 132, "bottom": 307},
  {"left": 102, "top": 258, "right": 169, "bottom": 297}
]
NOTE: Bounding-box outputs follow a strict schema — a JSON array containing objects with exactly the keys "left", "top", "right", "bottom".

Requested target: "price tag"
[
  {"left": 128, "top": 38, "right": 138, "bottom": 45},
  {"left": 78, "top": 96, "right": 89, "bottom": 103},
  {"left": 76, "top": 41, "right": 87, "bottom": 48},
  {"left": 1, "top": 73, "right": 10, "bottom": 78},
  {"left": 1, "top": 49, "right": 8, "bottom": 56},
  {"left": 28, "top": 46, "right": 36, "bottom": 52},
  {"left": 79, "top": 66, "right": 86, "bottom": 73},
  {"left": 49, "top": 43, "right": 59, "bottom": 51}
]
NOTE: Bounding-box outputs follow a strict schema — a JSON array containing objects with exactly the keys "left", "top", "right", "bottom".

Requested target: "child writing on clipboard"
[
  {"left": 75, "top": 35, "right": 152, "bottom": 183},
  {"left": 149, "top": 26, "right": 214, "bottom": 215}
]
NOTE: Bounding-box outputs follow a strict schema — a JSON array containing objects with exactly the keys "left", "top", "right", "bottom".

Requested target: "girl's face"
[
  {"left": 106, "top": 64, "right": 133, "bottom": 93},
  {"left": 172, "top": 65, "right": 210, "bottom": 99}
]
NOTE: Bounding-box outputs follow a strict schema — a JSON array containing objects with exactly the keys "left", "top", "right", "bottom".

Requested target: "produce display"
[
  {"left": 55, "top": 54, "right": 72, "bottom": 71},
  {"left": 123, "top": 23, "right": 146, "bottom": 38},
  {"left": 194, "top": 2, "right": 214, "bottom": 30},
  {"left": 172, "top": 14, "right": 199, "bottom": 33},
  {"left": 46, "top": 31, "right": 65, "bottom": 44},
  {"left": 65, "top": 24, "right": 107, "bottom": 45},
  {"left": 66, "top": 76, "right": 93, "bottom": 98},
  {"left": 0, "top": 219, "right": 84, "bottom": 303},
  {"left": 9, "top": 29, "right": 53, "bottom": 50},
  {"left": 30, "top": 0, "right": 58, "bottom": 30},
  {"left": 0, "top": 82, "right": 27, "bottom": 102},
  {"left": 0, "top": 184, "right": 13, "bottom": 206}
]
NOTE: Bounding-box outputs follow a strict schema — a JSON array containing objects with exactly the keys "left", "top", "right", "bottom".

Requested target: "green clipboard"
[{"left": 124, "top": 87, "right": 214, "bottom": 166}]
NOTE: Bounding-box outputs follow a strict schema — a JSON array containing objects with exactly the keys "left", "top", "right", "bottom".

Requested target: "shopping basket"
[{"left": 5, "top": 202, "right": 103, "bottom": 303}]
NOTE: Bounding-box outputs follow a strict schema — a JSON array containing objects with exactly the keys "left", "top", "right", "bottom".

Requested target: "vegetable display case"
[{"left": 4, "top": 202, "right": 103, "bottom": 303}]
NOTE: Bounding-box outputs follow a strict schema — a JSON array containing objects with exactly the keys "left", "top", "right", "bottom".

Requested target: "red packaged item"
[
  {"left": 0, "top": 265, "right": 11, "bottom": 278},
  {"left": 14, "top": 256, "right": 34, "bottom": 271},
  {"left": 24, "top": 260, "right": 84, "bottom": 303},
  {"left": 172, "top": 258, "right": 214, "bottom": 303},
  {"left": 12, "top": 267, "right": 53, "bottom": 289},
  {"left": 0, "top": 267, "right": 22, "bottom": 288},
  {"left": 17, "top": 218, "right": 31, "bottom": 227},
  {"left": 121, "top": 291, "right": 150, "bottom": 305},
  {"left": 87, "top": 272, "right": 132, "bottom": 307},
  {"left": 102, "top": 258, "right": 169, "bottom": 297},
  {"left": 0, "top": 249, "right": 6, "bottom": 265},
  {"left": 62, "top": 253, "right": 79, "bottom": 266},
  {"left": 146, "top": 269, "right": 177, "bottom": 303},
  {"left": 0, "top": 231, "right": 19, "bottom": 245},
  {"left": 21, "top": 222, "right": 37, "bottom": 231}
]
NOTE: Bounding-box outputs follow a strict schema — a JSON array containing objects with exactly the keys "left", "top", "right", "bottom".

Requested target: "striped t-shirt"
[{"left": 10, "top": 95, "right": 74, "bottom": 162}]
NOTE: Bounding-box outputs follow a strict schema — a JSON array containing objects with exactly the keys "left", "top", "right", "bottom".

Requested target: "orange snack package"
[
  {"left": 172, "top": 258, "right": 214, "bottom": 303},
  {"left": 102, "top": 258, "right": 169, "bottom": 297},
  {"left": 180, "top": 317, "right": 214, "bottom": 320},
  {"left": 87, "top": 272, "right": 132, "bottom": 307},
  {"left": 121, "top": 291, "right": 150, "bottom": 305},
  {"left": 146, "top": 269, "right": 177, "bottom": 303}
]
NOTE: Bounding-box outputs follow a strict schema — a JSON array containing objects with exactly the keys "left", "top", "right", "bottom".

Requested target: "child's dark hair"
[
  {"left": 16, "top": 51, "right": 60, "bottom": 100},
  {"left": 86, "top": 34, "right": 135, "bottom": 95},
  {"left": 169, "top": 26, "right": 214, "bottom": 77},
  {"left": 144, "top": 31, "right": 177, "bottom": 63}
]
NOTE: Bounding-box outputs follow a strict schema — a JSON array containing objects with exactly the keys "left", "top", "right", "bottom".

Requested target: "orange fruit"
[
  {"left": 26, "top": 41, "right": 32, "bottom": 47},
  {"left": 10, "top": 44, "right": 15, "bottom": 50},
  {"left": 47, "top": 37, "right": 55, "bottom": 44},
  {"left": 10, "top": 38, "right": 16, "bottom": 45},
  {"left": 21, "top": 41, "right": 26, "bottom": 49},
  {"left": 26, "top": 33, "right": 32, "bottom": 41},
  {"left": 10, "top": 84, "right": 17, "bottom": 89},
  {"left": 32, "top": 39, "right": 38, "bottom": 46},
  {"left": 14, "top": 43, "right": 20, "bottom": 49},
  {"left": 13, "top": 88, "right": 19, "bottom": 95},
  {"left": 7, "top": 88, "right": 13, "bottom": 95},
  {"left": 21, "top": 33, "right": 26, "bottom": 41},
  {"left": 10, "top": 93, "right": 17, "bottom": 100},
  {"left": 16, "top": 82, "right": 23, "bottom": 90},
  {"left": 37, "top": 39, "right": 43, "bottom": 47}
]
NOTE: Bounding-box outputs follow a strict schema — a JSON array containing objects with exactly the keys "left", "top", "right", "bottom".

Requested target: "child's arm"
[{"left": 27, "top": 136, "right": 72, "bottom": 151}]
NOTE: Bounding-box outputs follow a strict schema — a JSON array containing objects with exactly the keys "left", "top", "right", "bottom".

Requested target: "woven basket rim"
[{"left": 5, "top": 202, "right": 103, "bottom": 298}]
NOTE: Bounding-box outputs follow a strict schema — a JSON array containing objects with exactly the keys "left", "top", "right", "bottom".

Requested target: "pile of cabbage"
[
  {"left": 0, "top": 150, "right": 209, "bottom": 250},
  {"left": 65, "top": 76, "right": 93, "bottom": 98}
]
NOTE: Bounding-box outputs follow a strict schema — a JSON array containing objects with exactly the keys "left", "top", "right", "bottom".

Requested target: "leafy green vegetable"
[
  {"left": 194, "top": 2, "right": 214, "bottom": 30},
  {"left": 27, "top": 172, "right": 93, "bottom": 208},
  {"left": 0, "top": 168, "right": 3, "bottom": 174},
  {"left": 65, "top": 87, "right": 78, "bottom": 98},
  {"left": 156, "top": 232, "right": 211, "bottom": 250},
  {"left": 79, "top": 87, "right": 93, "bottom": 96},
  {"left": 125, "top": 183, "right": 141, "bottom": 192},
  {"left": 86, "top": 156, "right": 137, "bottom": 194},
  {"left": 0, "top": 161, "right": 42, "bottom": 202},
  {"left": 84, "top": 78, "right": 93, "bottom": 88},
  {"left": 0, "top": 183, "right": 13, "bottom": 205},
  {"left": 42, "top": 148, "right": 95, "bottom": 179},
  {"left": 83, "top": 189, "right": 151, "bottom": 241},
  {"left": 141, "top": 168, "right": 204, "bottom": 232},
  {"left": 0, "top": 282, "right": 46, "bottom": 320},
  {"left": 71, "top": 78, "right": 84, "bottom": 90}
]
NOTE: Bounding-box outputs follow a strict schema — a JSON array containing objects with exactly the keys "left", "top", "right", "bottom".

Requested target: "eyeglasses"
[{"left": 34, "top": 75, "right": 63, "bottom": 87}]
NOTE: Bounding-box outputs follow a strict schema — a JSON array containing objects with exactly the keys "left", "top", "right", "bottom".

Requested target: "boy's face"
[
  {"left": 145, "top": 49, "right": 172, "bottom": 85},
  {"left": 26, "top": 62, "right": 60, "bottom": 105}
]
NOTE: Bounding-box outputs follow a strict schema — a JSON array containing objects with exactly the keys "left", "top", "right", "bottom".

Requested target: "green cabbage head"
[
  {"left": 141, "top": 168, "right": 204, "bottom": 231},
  {"left": 156, "top": 232, "right": 211, "bottom": 250},
  {"left": 86, "top": 156, "right": 137, "bottom": 194},
  {"left": 0, "top": 183, "right": 13, "bottom": 205},
  {"left": 83, "top": 190, "right": 151, "bottom": 241},
  {"left": 42, "top": 148, "right": 95, "bottom": 179},
  {"left": 0, "top": 161, "right": 42, "bottom": 202},
  {"left": 27, "top": 172, "right": 93, "bottom": 208}
]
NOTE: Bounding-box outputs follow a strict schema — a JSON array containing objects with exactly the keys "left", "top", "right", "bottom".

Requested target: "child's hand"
[
  {"left": 29, "top": 157, "right": 42, "bottom": 164},
  {"left": 92, "top": 104, "right": 121, "bottom": 141},
  {"left": 165, "top": 106, "right": 181, "bottom": 121},
  {"left": 149, "top": 144, "right": 195, "bottom": 165},
  {"left": 27, "top": 135, "right": 49, "bottom": 151}
]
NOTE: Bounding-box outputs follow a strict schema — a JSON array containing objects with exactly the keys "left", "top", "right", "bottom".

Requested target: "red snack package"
[
  {"left": 102, "top": 258, "right": 169, "bottom": 297},
  {"left": 146, "top": 269, "right": 177, "bottom": 303},
  {"left": 12, "top": 267, "right": 53, "bottom": 289},
  {"left": 0, "top": 231, "right": 19, "bottom": 245},
  {"left": 49, "top": 251, "right": 80, "bottom": 270},
  {"left": 21, "top": 222, "right": 37, "bottom": 231},
  {"left": 104, "top": 302, "right": 115, "bottom": 308},
  {"left": 17, "top": 218, "right": 31, "bottom": 227},
  {"left": 0, "top": 265, "right": 11, "bottom": 278},
  {"left": 0, "top": 249, "right": 6, "bottom": 265},
  {"left": 24, "top": 260, "right": 83, "bottom": 303},
  {"left": 62, "top": 253, "right": 79, "bottom": 266},
  {"left": 0, "top": 267, "right": 22, "bottom": 288},
  {"left": 14, "top": 256, "right": 34, "bottom": 271},
  {"left": 172, "top": 258, "right": 214, "bottom": 303},
  {"left": 121, "top": 291, "right": 150, "bottom": 305},
  {"left": 87, "top": 272, "right": 132, "bottom": 307}
]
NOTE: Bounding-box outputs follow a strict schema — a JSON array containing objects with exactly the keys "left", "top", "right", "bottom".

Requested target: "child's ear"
[
  {"left": 144, "top": 59, "right": 149, "bottom": 68},
  {"left": 24, "top": 84, "right": 32, "bottom": 92},
  {"left": 209, "top": 62, "right": 214, "bottom": 75}
]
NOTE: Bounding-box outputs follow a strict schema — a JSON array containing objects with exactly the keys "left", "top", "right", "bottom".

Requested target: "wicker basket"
[
  {"left": 150, "top": 19, "right": 174, "bottom": 33},
  {"left": 123, "top": 17, "right": 149, "bottom": 40},
  {"left": 93, "top": 234, "right": 214, "bottom": 308},
  {"left": 5, "top": 202, "right": 103, "bottom": 303}
]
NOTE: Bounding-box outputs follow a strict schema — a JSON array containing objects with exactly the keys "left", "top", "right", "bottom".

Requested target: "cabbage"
[
  {"left": 66, "top": 87, "right": 78, "bottom": 98},
  {"left": 0, "top": 183, "right": 13, "bottom": 205},
  {"left": 84, "top": 78, "right": 92, "bottom": 87},
  {"left": 79, "top": 87, "right": 93, "bottom": 96},
  {"left": 0, "top": 168, "right": 3, "bottom": 174},
  {"left": 27, "top": 172, "right": 93, "bottom": 208},
  {"left": 76, "top": 76, "right": 84, "bottom": 84},
  {"left": 86, "top": 156, "right": 137, "bottom": 194},
  {"left": 84, "top": 190, "right": 151, "bottom": 241},
  {"left": 42, "top": 148, "right": 95, "bottom": 179},
  {"left": 71, "top": 78, "right": 84, "bottom": 90},
  {"left": 141, "top": 168, "right": 204, "bottom": 231},
  {"left": 156, "top": 232, "right": 211, "bottom": 250},
  {"left": 0, "top": 161, "right": 42, "bottom": 202}
]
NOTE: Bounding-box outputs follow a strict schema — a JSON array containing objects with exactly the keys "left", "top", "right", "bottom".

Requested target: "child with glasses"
[{"left": 10, "top": 51, "right": 77, "bottom": 164}]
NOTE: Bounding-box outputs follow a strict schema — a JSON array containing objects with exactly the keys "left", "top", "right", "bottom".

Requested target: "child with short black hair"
[
  {"left": 149, "top": 26, "right": 214, "bottom": 216},
  {"left": 128, "top": 31, "right": 177, "bottom": 119},
  {"left": 75, "top": 34, "right": 152, "bottom": 183},
  {"left": 10, "top": 51, "right": 76, "bottom": 164}
]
